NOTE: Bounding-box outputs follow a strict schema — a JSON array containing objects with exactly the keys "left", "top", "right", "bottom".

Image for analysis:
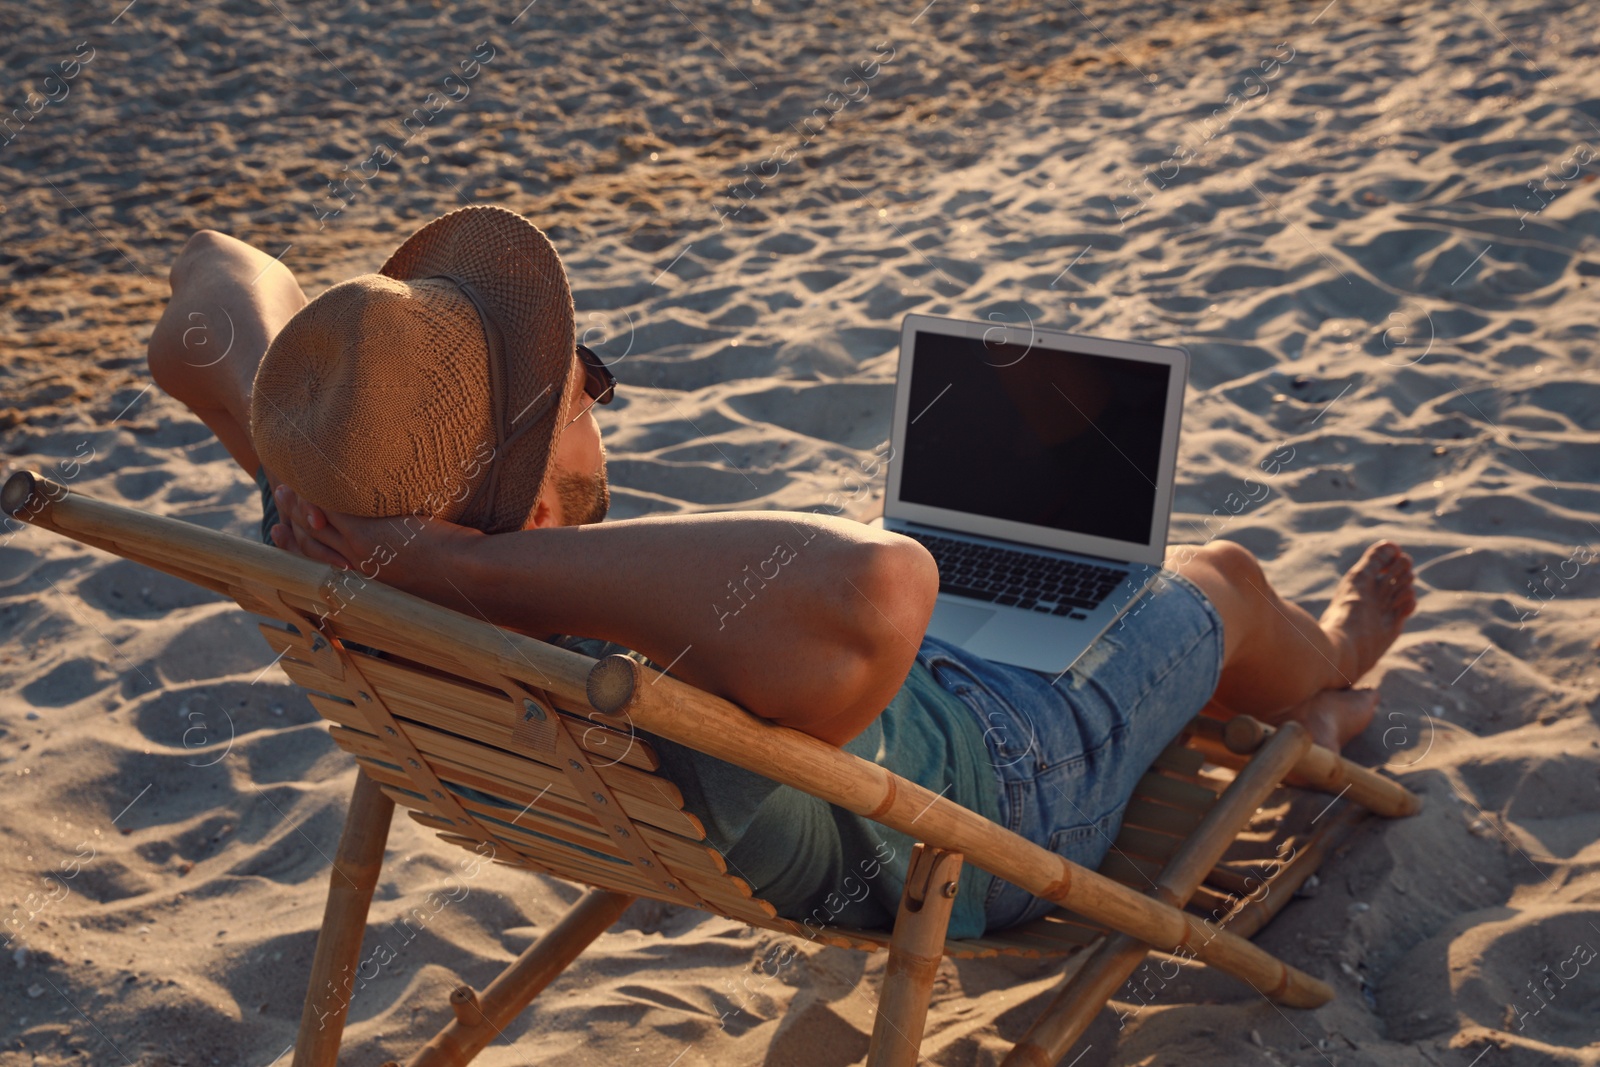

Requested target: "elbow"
[
  {"left": 853, "top": 535, "right": 940, "bottom": 655},
  {"left": 791, "top": 535, "right": 938, "bottom": 744}
]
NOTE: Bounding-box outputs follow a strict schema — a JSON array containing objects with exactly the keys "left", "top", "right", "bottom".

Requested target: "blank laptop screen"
[{"left": 899, "top": 330, "right": 1171, "bottom": 546}]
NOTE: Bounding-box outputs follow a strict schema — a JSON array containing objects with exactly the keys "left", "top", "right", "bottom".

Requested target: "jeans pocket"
[{"left": 922, "top": 653, "right": 1038, "bottom": 769}]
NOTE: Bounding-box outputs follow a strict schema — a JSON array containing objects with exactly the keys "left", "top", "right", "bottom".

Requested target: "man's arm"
[{"left": 274, "top": 492, "right": 940, "bottom": 746}]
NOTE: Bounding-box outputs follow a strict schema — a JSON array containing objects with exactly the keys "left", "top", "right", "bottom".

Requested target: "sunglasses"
[{"left": 567, "top": 343, "right": 618, "bottom": 427}]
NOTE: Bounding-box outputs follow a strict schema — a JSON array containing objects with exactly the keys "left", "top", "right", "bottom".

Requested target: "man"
[{"left": 146, "top": 206, "right": 1417, "bottom": 938}]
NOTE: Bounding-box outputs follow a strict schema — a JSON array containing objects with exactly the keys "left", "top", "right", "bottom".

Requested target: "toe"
[{"left": 1364, "top": 544, "right": 1401, "bottom": 576}]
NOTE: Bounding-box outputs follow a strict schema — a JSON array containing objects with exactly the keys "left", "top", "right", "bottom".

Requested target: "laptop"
[{"left": 881, "top": 313, "right": 1190, "bottom": 675}]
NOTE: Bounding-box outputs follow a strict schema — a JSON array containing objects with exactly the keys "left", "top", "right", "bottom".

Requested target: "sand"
[{"left": 3, "top": 0, "right": 1599, "bottom": 1062}]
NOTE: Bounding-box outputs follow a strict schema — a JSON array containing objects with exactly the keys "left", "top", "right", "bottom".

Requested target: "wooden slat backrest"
[
  {"left": 263, "top": 600, "right": 1278, "bottom": 959},
  {"left": 265, "top": 604, "right": 1253, "bottom": 959},
  {"left": 265, "top": 607, "right": 1173, "bottom": 959},
  {"left": 255, "top": 615, "right": 758, "bottom": 913}
]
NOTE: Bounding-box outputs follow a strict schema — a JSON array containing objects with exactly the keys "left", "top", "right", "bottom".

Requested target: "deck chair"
[{"left": 3, "top": 469, "right": 1421, "bottom": 1067}]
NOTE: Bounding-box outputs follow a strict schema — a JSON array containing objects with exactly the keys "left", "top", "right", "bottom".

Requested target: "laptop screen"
[{"left": 897, "top": 330, "right": 1172, "bottom": 546}]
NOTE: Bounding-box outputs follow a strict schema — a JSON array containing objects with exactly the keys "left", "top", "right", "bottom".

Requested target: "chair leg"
[
  {"left": 866, "top": 845, "right": 964, "bottom": 1067},
  {"left": 293, "top": 769, "right": 397, "bottom": 1067},
  {"left": 1004, "top": 723, "right": 1314, "bottom": 1066},
  {"left": 1189, "top": 714, "right": 1421, "bottom": 818},
  {"left": 403, "top": 888, "right": 636, "bottom": 1067}
]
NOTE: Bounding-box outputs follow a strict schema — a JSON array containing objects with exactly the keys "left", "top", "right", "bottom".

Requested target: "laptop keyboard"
[{"left": 904, "top": 531, "right": 1128, "bottom": 617}]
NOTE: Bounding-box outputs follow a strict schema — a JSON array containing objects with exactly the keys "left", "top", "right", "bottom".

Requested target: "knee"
[
  {"left": 149, "top": 229, "right": 305, "bottom": 408},
  {"left": 148, "top": 231, "right": 234, "bottom": 399},
  {"left": 1190, "top": 540, "right": 1264, "bottom": 590},
  {"left": 168, "top": 229, "right": 234, "bottom": 289}
]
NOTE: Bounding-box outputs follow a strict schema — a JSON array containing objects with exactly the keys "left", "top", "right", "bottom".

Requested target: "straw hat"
[{"left": 250, "top": 206, "right": 578, "bottom": 535}]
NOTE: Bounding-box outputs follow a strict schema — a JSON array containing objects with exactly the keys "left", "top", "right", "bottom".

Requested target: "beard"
[{"left": 553, "top": 462, "right": 610, "bottom": 526}]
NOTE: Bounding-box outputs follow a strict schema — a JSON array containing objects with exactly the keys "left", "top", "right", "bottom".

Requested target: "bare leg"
[
  {"left": 1167, "top": 540, "right": 1417, "bottom": 750},
  {"left": 146, "top": 229, "right": 308, "bottom": 480}
]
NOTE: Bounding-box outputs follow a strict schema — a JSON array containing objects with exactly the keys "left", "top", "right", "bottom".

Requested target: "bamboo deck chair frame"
[{"left": 3, "top": 470, "right": 1422, "bottom": 1067}]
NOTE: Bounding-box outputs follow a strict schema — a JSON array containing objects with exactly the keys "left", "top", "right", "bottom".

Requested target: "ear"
[{"left": 525, "top": 493, "right": 558, "bottom": 530}]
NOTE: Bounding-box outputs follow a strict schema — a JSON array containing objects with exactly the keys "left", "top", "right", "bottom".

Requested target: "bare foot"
[
  {"left": 1318, "top": 540, "right": 1417, "bottom": 685},
  {"left": 1274, "top": 687, "right": 1380, "bottom": 751}
]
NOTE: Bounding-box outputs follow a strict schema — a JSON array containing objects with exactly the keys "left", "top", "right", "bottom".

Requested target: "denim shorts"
[{"left": 915, "top": 569, "right": 1226, "bottom": 930}]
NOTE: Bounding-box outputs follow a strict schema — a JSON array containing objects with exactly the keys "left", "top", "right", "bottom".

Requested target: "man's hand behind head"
[{"left": 268, "top": 484, "right": 485, "bottom": 603}]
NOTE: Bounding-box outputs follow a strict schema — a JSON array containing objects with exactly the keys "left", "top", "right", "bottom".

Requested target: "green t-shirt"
[{"left": 557, "top": 636, "right": 1002, "bottom": 939}]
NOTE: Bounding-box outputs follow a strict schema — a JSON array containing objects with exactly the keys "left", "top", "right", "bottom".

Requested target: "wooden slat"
[
  {"left": 1109, "top": 824, "right": 1185, "bottom": 865},
  {"left": 376, "top": 783, "right": 450, "bottom": 822},
  {"left": 228, "top": 584, "right": 291, "bottom": 619},
  {"left": 428, "top": 822, "right": 770, "bottom": 920},
  {"left": 266, "top": 593, "right": 545, "bottom": 697},
  {"left": 346, "top": 745, "right": 660, "bottom": 872},
  {"left": 421, "top": 820, "right": 670, "bottom": 898},
  {"left": 257, "top": 620, "right": 336, "bottom": 665},
  {"left": 320, "top": 612, "right": 548, "bottom": 702},
  {"left": 266, "top": 640, "right": 357, "bottom": 698},
  {"left": 1121, "top": 797, "right": 1206, "bottom": 836},
  {"left": 267, "top": 648, "right": 340, "bottom": 688},
  {"left": 324, "top": 712, "right": 698, "bottom": 837},
  {"left": 370, "top": 766, "right": 634, "bottom": 871},
  {"left": 336, "top": 726, "right": 675, "bottom": 851},
  {"left": 353, "top": 652, "right": 658, "bottom": 772},
  {"left": 258, "top": 620, "right": 308, "bottom": 644},
  {"left": 686, "top": 889, "right": 784, "bottom": 924},
  {"left": 1187, "top": 884, "right": 1237, "bottom": 919},
  {"left": 308, "top": 595, "right": 481, "bottom": 668},
  {"left": 281, "top": 590, "right": 348, "bottom": 629},
  {"left": 381, "top": 699, "right": 675, "bottom": 808},
  {"left": 1152, "top": 742, "right": 1207, "bottom": 778},
  {"left": 1097, "top": 851, "right": 1164, "bottom": 890},
  {"left": 355, "top": 652, "right": 651, "bottom": 766},
  {"left": 421, "top": 824, "right": 582, "bottom": 890},
  {"left": 1204, "top": 863, "right": 1269, "bottom": 898},
  {"left": 961, "top": 937, "right": 1043, "bottom": 959},
  {"left": 261, "top": 615, "right": 356, "bottom": 665},
  {"left": 413, "top": 802, "right": 755, "bottom": 910},
  {"left": 316, "top": 700, "right": 694, "bottom": 831},
  {"left": 354, "top": 756, "right": 718, "bottom": 877},
  {"left": 1133, "top": 771, "right": 1222, "bottom": 811}
]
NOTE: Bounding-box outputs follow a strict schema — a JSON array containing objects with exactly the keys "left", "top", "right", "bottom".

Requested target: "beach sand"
[{"left": 2, "top": 0, "right": 1598, "bottom": 1062}]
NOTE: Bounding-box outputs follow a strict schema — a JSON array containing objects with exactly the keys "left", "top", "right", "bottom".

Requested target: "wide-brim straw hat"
[{"left": 250, "top": 205, "right": 577, "bottom": 535}]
